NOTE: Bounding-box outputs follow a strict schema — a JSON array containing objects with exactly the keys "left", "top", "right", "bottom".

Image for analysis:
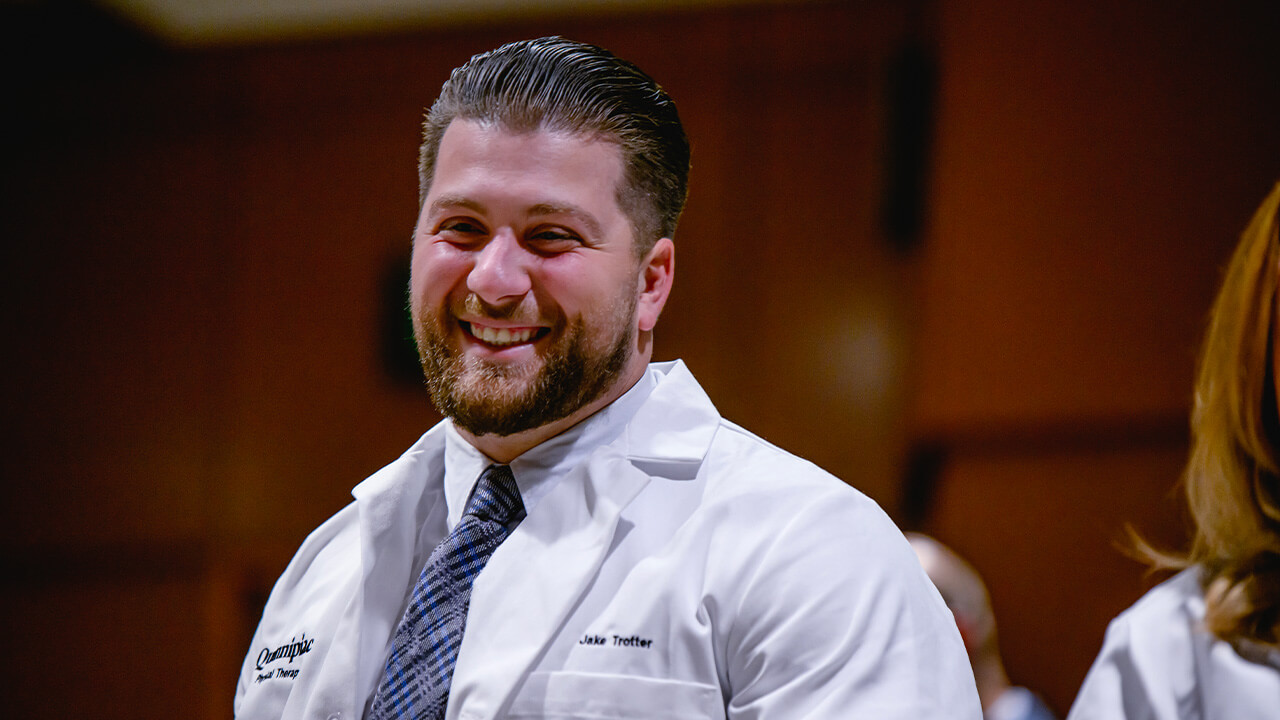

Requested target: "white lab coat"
[
  {"left": 235, "top": 360, "right": 980, "bottom": 720},
  {"left": 1068, "top": 568, "right": 1280, "bottom": 720}
]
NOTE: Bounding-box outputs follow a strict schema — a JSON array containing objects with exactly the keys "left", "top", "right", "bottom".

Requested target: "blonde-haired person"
[
  {"left": 908, "top": 534, "right": 1058, "bottom": 720},
  {"left": 1068, "top": 183, "right": 1280, "bottom": 719}
]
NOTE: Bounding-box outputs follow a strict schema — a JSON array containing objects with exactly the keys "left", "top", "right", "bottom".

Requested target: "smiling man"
[
  {"left": 235, "top": 37, "right": 980, "bottom": 720},
  {"left": 412, "top": 119, "right": 660, "bottom": 458}
]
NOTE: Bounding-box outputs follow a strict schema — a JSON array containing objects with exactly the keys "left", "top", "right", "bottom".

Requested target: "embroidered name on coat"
[
  {"left": 579, "top": 633, "right": 653, "bottom": 649},
  {"left": 254, "top": 633, "right": 314, "bottom": 683}
]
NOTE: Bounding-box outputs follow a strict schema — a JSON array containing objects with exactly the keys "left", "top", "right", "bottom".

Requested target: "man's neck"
[{"left": 458, "top": 360, "right": 648, "bottom": 463}]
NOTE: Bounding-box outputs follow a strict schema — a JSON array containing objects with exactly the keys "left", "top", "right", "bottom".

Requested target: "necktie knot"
[{"left": 465, "top": 464, "right": 525, "bottom": 525}]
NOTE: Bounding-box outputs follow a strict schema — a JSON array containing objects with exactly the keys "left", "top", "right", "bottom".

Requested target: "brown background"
[{"left": 3, "top": 0, "right": 1279, "bottom": 716}]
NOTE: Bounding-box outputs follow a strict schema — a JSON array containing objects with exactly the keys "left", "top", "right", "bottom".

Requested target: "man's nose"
[{"left": 467, "top": 230, "right": 532, "bottom": 304}]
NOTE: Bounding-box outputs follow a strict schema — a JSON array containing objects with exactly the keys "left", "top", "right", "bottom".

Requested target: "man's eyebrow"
[
  {"left": 427, "top": 194, "right": 485, "bottom": 218},
  {"left": 526, "top": 202, "right": 603, "bottom": 238}
]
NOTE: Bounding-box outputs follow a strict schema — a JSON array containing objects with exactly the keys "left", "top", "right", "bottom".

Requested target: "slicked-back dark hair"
[{"left": 419, "top": 36, "right": 690, "bottom": 256}]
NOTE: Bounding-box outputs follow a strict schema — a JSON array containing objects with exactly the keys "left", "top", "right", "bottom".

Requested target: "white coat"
[
  {"left": 1068, "top": 568, "right": 1280, "bottom": 720},
  {"left": 235, "top": 360, "right": 980, "bottom": 719}
]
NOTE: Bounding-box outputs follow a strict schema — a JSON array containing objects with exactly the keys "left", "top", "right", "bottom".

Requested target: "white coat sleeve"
[
  {"left": 1066, "top": 590, "right": 1197, "bottom": 720},
  {"left": 1068, "top": 618, "right": 1165, "bottom": 720},
  {"left": 722, "top": 488, "right": 981, "bottom": 719}
]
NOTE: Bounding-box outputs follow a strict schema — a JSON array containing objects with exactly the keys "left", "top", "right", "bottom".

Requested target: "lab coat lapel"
[
  {"left": 349, "top": 425, "right": 450, "bottom": 705},
  {"left": 624, "top": 360, "right": 718, "bottom": 470},
  {"left": 447, "top": 443, "right": 653, "bottom": 719}
]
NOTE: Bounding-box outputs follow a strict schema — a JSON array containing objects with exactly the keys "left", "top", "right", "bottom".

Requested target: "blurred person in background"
[
  {"left": 1068, "top": 183, "right": 1280, "bottom": 719},
  {"left": 908, "top": 533, "right": 1058, "bottom": 720}
]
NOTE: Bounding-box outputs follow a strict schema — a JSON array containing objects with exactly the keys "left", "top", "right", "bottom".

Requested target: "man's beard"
[{"left": 414, "top": 293, "right": 636, "bottom": 437}]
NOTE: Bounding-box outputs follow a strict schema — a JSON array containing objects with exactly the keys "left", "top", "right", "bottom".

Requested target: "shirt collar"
[{"left": 441, "top": 368, "right": 660, "bottom": 530}]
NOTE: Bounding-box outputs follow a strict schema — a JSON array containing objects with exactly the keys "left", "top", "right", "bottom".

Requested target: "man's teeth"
[{"left": 472, "top": 324, "right": 536, "bottom": 346}]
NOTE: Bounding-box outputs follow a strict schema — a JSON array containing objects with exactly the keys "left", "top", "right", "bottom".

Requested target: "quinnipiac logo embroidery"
[{"left": 254, "top": 633, "right": 314, "bottom": 683}]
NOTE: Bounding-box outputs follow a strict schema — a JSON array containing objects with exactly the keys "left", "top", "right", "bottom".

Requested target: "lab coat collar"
[
  {"left": 349, "top": 425, "right": 450, "bottom": 708},
  {"left": 347, "top": 358, "right": 719, "bottom": 576},
  {"left": 623, "top": 360, "right": 718, "bottom": 474}
]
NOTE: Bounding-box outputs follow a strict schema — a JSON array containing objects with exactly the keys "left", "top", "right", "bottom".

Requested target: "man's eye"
[
  {"left": 528, "top": 229, "right": 581, "bottom": 252},
  {"left": 439, "top": 219, "right": 485, "bottom": 235}
]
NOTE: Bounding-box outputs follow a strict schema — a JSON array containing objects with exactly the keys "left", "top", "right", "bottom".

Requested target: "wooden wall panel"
[
  {"left": 2, "top": 573, "right": 207, "bottom": 716},
  {"left": 924, "top": 443, "right": 1190, "bottom": 715},
  {"left": 4, "top": 78, "right": 227, "bottom": 549},
  {"left": 13, "top": 0, "right": 1276, "bottom": 715},
  {"left": 915, "top": 0, "right": 1280, "bottom": 430},
  {"left": 909, "top": 0, "right": 1280, "bottom": 715}
]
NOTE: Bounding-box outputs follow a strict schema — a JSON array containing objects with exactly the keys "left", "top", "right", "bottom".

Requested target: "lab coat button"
[{"left": 326, "top": 714, "right": 341, "bottom": 720}]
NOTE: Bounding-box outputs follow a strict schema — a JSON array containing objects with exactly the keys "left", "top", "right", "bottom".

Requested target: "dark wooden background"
[{"left": 3, "top": 0, "right": 1279, "bottom": 716}]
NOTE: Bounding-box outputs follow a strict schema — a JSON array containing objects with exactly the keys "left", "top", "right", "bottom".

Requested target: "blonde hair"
[{"left": 1173, "top": 181, "right": 1280, "bottom": 648}]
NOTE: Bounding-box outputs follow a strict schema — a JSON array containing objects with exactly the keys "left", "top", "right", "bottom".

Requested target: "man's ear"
[{"left": 636, "top": 237, "right": 674, "bottom": 333}]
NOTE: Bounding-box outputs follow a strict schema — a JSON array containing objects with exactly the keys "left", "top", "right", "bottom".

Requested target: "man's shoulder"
[
  {"left": 705, "top": 417, "right": 854, "bottom": 494},
  {"left": 647, "top": 362, "right": 858, "bottom": 489},
  {"left": 270, "top": 502, "right": 363, "bottom": 598},
  {"left": 691, "top": 416, "right": 904, "bottom": 557}
]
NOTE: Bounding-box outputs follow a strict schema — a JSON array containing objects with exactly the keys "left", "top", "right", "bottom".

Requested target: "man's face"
[{"left": 410, "top": 120, "right": 650, "bottom": 437}]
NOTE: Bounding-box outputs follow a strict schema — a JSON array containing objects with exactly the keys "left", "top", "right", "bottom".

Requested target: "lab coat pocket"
[{"left": 508, "top": 671, "right": 724, "bottom": 720}]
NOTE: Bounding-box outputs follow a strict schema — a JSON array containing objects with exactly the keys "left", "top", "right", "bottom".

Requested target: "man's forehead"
[{"left": 430, "top": 121, "right": 625, "bottom": 198}]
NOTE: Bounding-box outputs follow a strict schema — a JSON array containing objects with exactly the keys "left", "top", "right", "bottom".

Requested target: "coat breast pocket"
[{"left": 507, "top": 671, "right": 725, "bottom": 720}]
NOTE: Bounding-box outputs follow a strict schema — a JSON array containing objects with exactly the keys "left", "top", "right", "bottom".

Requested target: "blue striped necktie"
[{"left": 368, "top": 464, "right": 526, "bottom": 720}]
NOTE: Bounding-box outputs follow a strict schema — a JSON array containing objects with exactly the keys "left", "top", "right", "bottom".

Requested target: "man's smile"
[{"left": 462, "top": 320, "right": 551, "bottom": 347}]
